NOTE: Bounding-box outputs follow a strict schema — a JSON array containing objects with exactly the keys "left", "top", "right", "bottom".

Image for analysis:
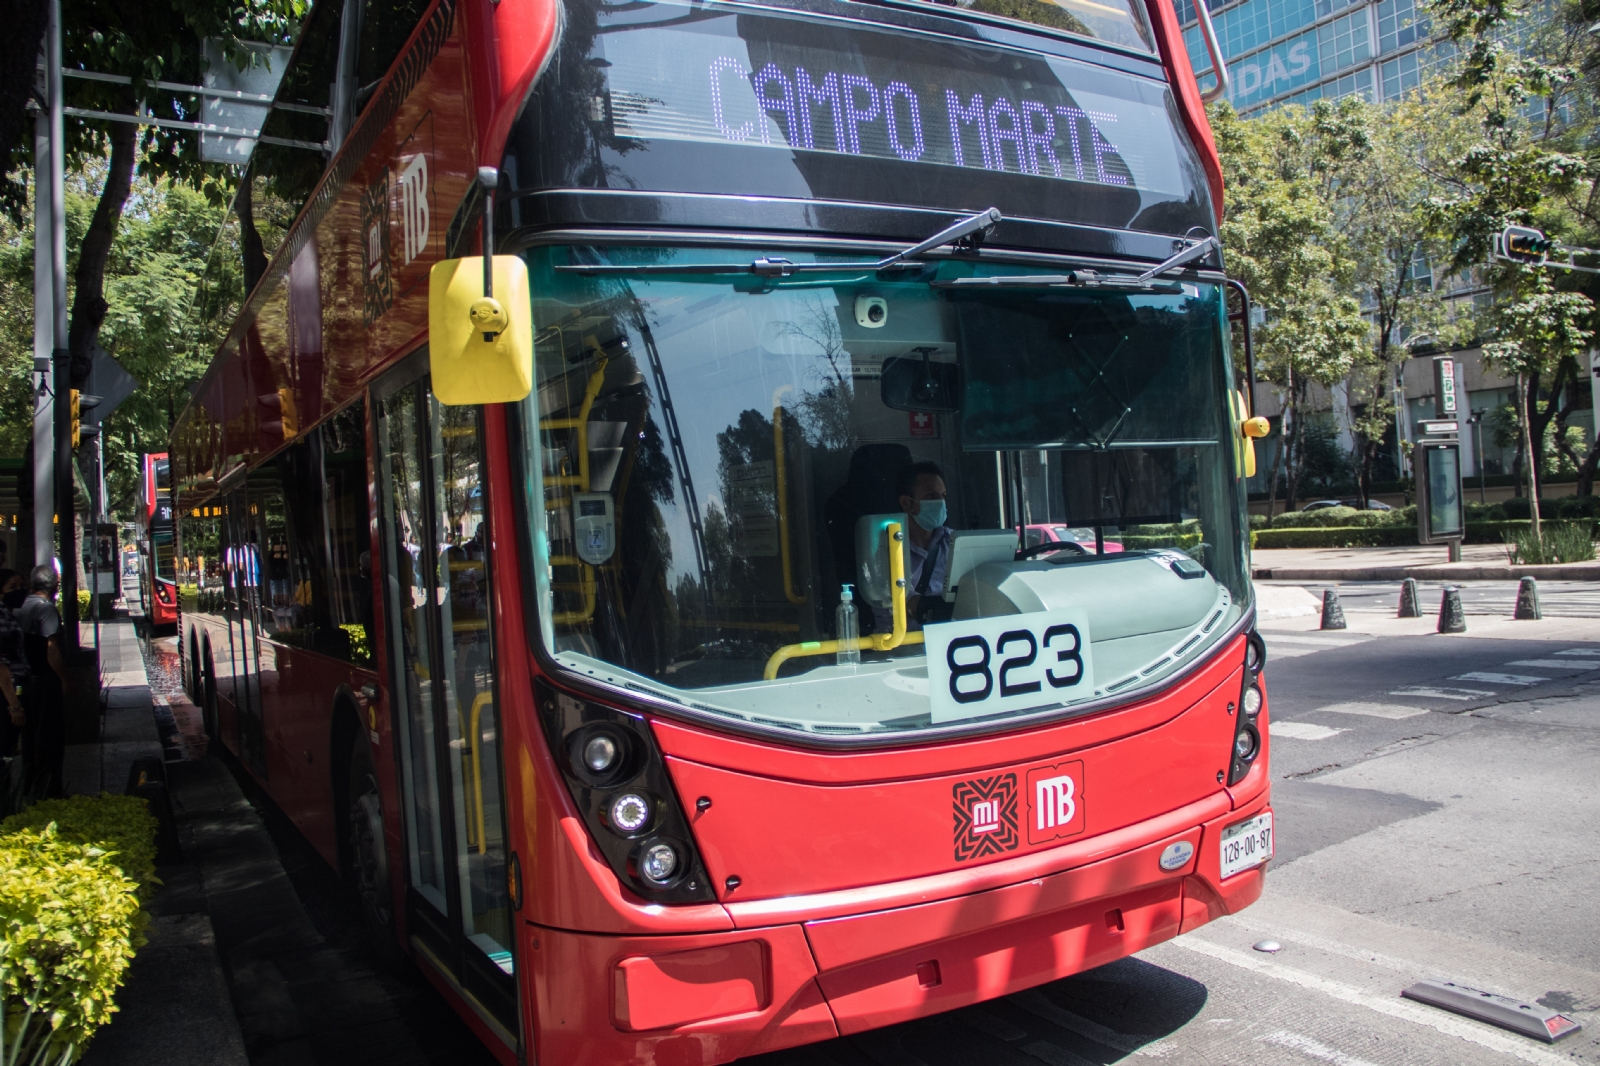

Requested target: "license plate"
[{"left": 1219, "top": 812, "right": 1273, "bottom": 879}]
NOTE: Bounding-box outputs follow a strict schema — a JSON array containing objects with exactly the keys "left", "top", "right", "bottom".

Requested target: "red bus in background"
[
  {"left": 171, "top": 0, "right": 1272, "bottom": 1060},
  {"left": 137, "top": 452, "right": 178, "bottom": 631}
]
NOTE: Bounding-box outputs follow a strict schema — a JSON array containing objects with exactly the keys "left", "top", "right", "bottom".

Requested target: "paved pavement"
[{"left": 1252, "top": 545, "right": 1600, "bottom": 582}]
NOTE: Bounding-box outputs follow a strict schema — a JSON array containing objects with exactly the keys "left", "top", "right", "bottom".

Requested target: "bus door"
[
  {"left": 220, "top": 490, "right": 268, "bottom": 777},
  {"left": 374, "top": 364, "right": 517, "bottom": 1035}
]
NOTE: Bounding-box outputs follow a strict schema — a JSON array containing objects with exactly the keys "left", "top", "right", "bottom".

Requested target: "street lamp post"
[{"left": 1467, "top": 409, "right": 1486, "bottom": 505}]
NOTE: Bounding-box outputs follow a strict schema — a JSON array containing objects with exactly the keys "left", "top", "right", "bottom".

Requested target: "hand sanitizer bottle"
[{"left": 836, "top": 584, "right": 861, "bottom": 667}]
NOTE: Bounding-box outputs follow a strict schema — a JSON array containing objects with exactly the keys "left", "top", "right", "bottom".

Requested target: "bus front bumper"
[{"left": 525, "top": 791, "right": 1270, "bottom": 1065}]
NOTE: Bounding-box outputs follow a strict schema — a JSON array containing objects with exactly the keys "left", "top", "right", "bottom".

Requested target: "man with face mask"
[{"left": 873, "top": 461, "right": 952, "bottom": 632}]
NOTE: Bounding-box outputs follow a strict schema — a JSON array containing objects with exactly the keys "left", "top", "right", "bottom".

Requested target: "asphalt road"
[{"left": 228, "top": 582, "right": 1600, "bottom": 1065}]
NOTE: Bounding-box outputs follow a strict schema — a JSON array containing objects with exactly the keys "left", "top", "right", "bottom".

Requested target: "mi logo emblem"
[{"left": 1026, "top": 760, "right": 1085, "bottom": 845}]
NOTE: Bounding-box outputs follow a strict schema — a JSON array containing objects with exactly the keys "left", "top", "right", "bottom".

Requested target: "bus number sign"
[{"left": 925, "top": 609, "right": 1094, "bottom": 724}]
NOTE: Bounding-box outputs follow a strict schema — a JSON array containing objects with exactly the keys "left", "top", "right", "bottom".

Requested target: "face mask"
[
  {"left": 2, "top": 590, "right": 24, "bottom": 610},
  {"left": 913, "top": 499, "right": 947, "bottom": 532}
]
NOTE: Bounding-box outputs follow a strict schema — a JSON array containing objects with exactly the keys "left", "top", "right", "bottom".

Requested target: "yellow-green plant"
[
  {"left": 1, "top": 797, "right": 158, "bottom": 903},
  {"left": 0, "top": 826, "right": 141, "bottom": 1065}
]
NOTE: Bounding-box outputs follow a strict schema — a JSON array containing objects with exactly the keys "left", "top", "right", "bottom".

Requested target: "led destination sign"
[{"left": 597, "top": 11, "right": 1188, "bottom": 196}]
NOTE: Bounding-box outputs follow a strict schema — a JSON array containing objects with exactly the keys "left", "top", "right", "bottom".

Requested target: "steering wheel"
[{"left": 1014, "top": 539, "right": 1089, "bottom": 561}]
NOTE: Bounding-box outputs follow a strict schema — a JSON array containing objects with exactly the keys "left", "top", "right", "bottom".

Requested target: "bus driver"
[{"left": 876, "top": 460, "right": 953, "bottom": 632}]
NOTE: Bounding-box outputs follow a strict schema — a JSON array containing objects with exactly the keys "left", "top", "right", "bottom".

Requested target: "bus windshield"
[{"left": 520, "top": 245, "right": 1249, "bottom": 738}]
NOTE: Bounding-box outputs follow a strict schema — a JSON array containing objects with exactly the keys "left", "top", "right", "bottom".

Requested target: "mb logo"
[
  {"left": 952, "top": 774, "right": 1018, "bottom": 862},
  {"left": 1026, "top": 760, "right": 1085, "bottom": 845}
]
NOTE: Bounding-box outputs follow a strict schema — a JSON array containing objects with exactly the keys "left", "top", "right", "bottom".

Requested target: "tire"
[
  {"left": 200, "top": 641, "right": 219, "bottom": 754},
  {"left": 347, "top": 734, "right": 406, "bottom": 968},
  {"left": 188, "top": 629, "right": 201, "bottom": 702}
]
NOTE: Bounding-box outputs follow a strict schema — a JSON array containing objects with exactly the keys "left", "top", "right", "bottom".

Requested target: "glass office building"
[{"left": 1175, "top": 0, "right": 1451, "bottom": 112}]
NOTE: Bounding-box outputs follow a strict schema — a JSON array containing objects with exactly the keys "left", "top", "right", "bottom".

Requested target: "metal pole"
[
  {"left": 48, "top": 0, "right": 77, "bottom": 650},
  {"left": 31, "top": 22, "right": 54, "bottom": 569}
]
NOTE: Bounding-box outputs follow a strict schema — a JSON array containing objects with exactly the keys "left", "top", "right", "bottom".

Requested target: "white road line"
[
  {"left": 1261, "top": 1030, "right": 1384, "bottom": 1066},
  {"left": 1389, "top": 686, "right": 1494, "bottom": 700},
  {"left": 1020, "top": 1040, "right": 1097, "bottom": 1066},
  {"left": 1270, "top": 722, "right": 1347, "bottom": 740},
  {"left": 1170, "top": 938, "right": 1574, "bottom": 1066},
  {"left": 1554, "top": 648, "right": 1600, "bottom": 657},
  {"left": 1264, "top": 646, "right": 1321, "bottom": 659},
  {"left": 1011, "top": 990, "right": 1149, "bottom": 1054},
  {"left": 1314, "top": 702, "right": 1430, "bottom": 719},
  {"left": 1448, "top": 672, "right": 1550, "bottom": 686},
  {"left": 1503, "top": 659, "right": 1597, "bottom": 670}
]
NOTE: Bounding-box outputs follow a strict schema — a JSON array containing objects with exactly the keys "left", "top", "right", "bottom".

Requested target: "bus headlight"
[
  {"left": 1242, "top": 685, "right": 1262, "bottom": 719},
  {"left": 638, "top": 841, "right": 680, "bottom": 884},
  {"left": 584, "top": 734, "right": 619, "bottom": 773},
  {"left": 608, "top": 792, "right": 652, "bottom": 834},
  {"left": 1234, "top": 727, "right": 1258, "bottom": 761}
]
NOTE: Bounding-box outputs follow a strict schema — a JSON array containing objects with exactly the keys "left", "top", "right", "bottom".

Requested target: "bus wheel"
[
  {"left": 201, "top": 641, "right": 219, "bottom": 755},
  {"left": 347, "top": 737, "right": 404, "bottom": 966},
  {"left": 188, "top": 629, "right": 201, "bottom": 701}
]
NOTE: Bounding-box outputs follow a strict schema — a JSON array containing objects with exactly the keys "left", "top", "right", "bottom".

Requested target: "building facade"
[{"left": 1175, "top": 0, "right": 1447, "bottom": 112}]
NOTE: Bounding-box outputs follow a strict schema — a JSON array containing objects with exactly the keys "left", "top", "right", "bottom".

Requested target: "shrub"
[
  {"left": 75, "top": 590, "right": 90, "bottom": 616},
  {"left": 1248, "top": 514, "right": 1270, "bottom": 531},
  {"left": 1, "top": 797, "right": 159, "bottom": 903},
  {"left": 1555, "top": 495, "right": 1600, "bottom": 520},
  {"left": 1504, "top": 522, "right": 1597, "bottom": 564},
  {"left": 0, "top": 825, "right": 141, "bottom": 1065},
  {"left": 1270, "top": 506, "right": 1363, "bottom": 529},
  {"left": 1501, "top": 497, "right": 1560, "bottom": 520},
  {"left": 1121, "top": 533, "right": 1203, "bottom": 551}
]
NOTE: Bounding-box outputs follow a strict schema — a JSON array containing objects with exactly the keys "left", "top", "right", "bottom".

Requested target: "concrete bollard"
[
  {"left": 1320, "top": 588, "right": 1347, "bottom": 630},
  {"left": 1398, "top": 577, "right": 1421, "bottom": 618},
  {"left": 1514, "top": 576, "right": 1542, "bottom": 620},
  {"left": 1438, "top": 586, "right": 1467, "bottom": 634}
]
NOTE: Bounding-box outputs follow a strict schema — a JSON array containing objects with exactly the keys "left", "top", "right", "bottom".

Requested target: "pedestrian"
[
  {"left": 0, "top": 569, "right": 29, "bottom": 808},
  {"left": 17, "top": 565, "right": 69, "bottom": 799}
]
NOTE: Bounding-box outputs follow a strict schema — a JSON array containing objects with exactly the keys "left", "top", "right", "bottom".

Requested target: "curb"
[{"left": 1253, "top": 563, "right": 1600, "bottom": 581}]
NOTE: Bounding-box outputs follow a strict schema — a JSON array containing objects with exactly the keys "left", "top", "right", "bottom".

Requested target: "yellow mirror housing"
[
  {"left": 429, "top": 256, "right": 533, "bottom": 405},
  {"left": 1242, "top": 416, "right": 1270, "bottom": 439}
]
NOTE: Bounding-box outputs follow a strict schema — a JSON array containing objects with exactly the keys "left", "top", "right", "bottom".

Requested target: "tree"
[
  {"left": 1211, "top": 99, "right": 1373, "bottom": 512},
  {"left": 1428, "top": 0, "right": 1596, "bottom": 526}
]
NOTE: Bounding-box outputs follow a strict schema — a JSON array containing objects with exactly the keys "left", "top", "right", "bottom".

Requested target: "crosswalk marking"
[
  {"left": 1390, "top": 686, "right": 1493, "bottom": 700},
  {"left": 1448, "top": 672, "right": 1549, "bottom": 686},
  {"left": 1503, "top": 659, "right": 1598, "bottom": 670},
  {"left": 1261, "top": 633, "right": 1368, "bottom": 647},
  {"left": 1554, "top": 648, "right": 1600, "bottom": 656},
  {"left": 1270, "top": 722, "right": 1347, "bottom": 740},
  {"left": 1261, "top": 1030, "right": 1384, "bottom": 1066},
  {"left": 1315, "top": 701, "right": 1429, "bottom": 720}
]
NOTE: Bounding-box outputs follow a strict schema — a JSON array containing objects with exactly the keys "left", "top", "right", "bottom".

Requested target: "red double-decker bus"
[
  {"left": 173, "top": 0, "right": 1271, "bottom": 1058},
  {"left": 137, "top": 452, "right": 178, "bottom": 631}
]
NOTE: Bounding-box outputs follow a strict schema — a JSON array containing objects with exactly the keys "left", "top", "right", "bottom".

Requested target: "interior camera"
[{"left": 855, "top": 295, "right": 888, "bottom": 329}]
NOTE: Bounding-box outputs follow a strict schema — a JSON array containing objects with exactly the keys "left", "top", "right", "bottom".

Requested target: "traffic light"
[
  {"left": 1500, "top": 225, "right": 1556, "bottom": 265},
  {"left": 70, "top": 389, "right": 80, "bottom": 448}
]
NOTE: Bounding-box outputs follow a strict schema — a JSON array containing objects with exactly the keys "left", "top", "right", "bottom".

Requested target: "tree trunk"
[
  {"left": 237, "top": 174, "right": 269, "bottom": 297},
  {"left": 1577, "top": 436, "right": 1600, "bottom": 497},
  {"left": 0, "top": 0, "right": 49, "bottom": 222},
  {"left": 1529, "top": 358, "right": 1574, "bottom": 485},
  {"left": 1520, "top": 371, "right": 1542, "bottom": 539},
  {"left": 66, "top": 96, "right": 138, "bottom": 388}
]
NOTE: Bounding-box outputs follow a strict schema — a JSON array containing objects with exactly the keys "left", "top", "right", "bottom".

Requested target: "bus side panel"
[{"left": 255, "top": 644, "right": 379, "bottom": 867}]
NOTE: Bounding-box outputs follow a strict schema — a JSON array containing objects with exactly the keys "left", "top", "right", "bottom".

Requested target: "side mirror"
[
  {"left": 880, "top": 348, "right": 961, "bottom": 412},
  {"left": 429, "top": 255, "right": 533, "bottom": 405}
]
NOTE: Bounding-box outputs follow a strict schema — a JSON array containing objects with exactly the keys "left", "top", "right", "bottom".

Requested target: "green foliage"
[
  {"left": 1, "top": 796, "right": 159, "bottom": 904},
  {"left": 0, "top": 825, "right": 142, "bottom": 1065},
  {"left": 1120, "top": 533, "right": 1204, "bottom": 551},
  {"left": 1254, "top": 519, "right": 1549, "bottom": 548},
  {"left": 1504, "top": 521, "right": 1597, "bottom": 562}
]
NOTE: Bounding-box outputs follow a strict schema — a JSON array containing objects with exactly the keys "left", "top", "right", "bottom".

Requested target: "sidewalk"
[
  {"left": 72, "top": 616, "right": 248, "bottom": 1066},
  {"left": 1251, "top": 543, "right": 1600, "bottom": 581}
]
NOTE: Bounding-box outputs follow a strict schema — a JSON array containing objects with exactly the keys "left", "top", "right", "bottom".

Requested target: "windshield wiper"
[
  {"left": 931, "top": 234, "right": 1219, "bottom": 292},
  {"left": 555, "top": 207, "right": 1003, "bottom": 277}
]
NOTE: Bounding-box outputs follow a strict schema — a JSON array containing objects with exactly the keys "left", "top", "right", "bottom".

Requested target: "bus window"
[{"left": 520, "top": 245, "right": 1248, "bottom": 738}]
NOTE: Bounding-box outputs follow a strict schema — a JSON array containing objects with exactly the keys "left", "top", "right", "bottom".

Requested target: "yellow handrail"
[
  {"left": 542, "top": 355, "right": 609, "bottom": 490},
  {"left": 549, "top": 554, "right": 597, "bottom": 625},
  {"left": 465, "top": 691, "right": 492, "bottom": 855},
  {"left": 772, "top": 387, "right": 805, "bottom": 606},
  {"left": 764, "top": 522, "right": 920, "bottom": 679}
]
